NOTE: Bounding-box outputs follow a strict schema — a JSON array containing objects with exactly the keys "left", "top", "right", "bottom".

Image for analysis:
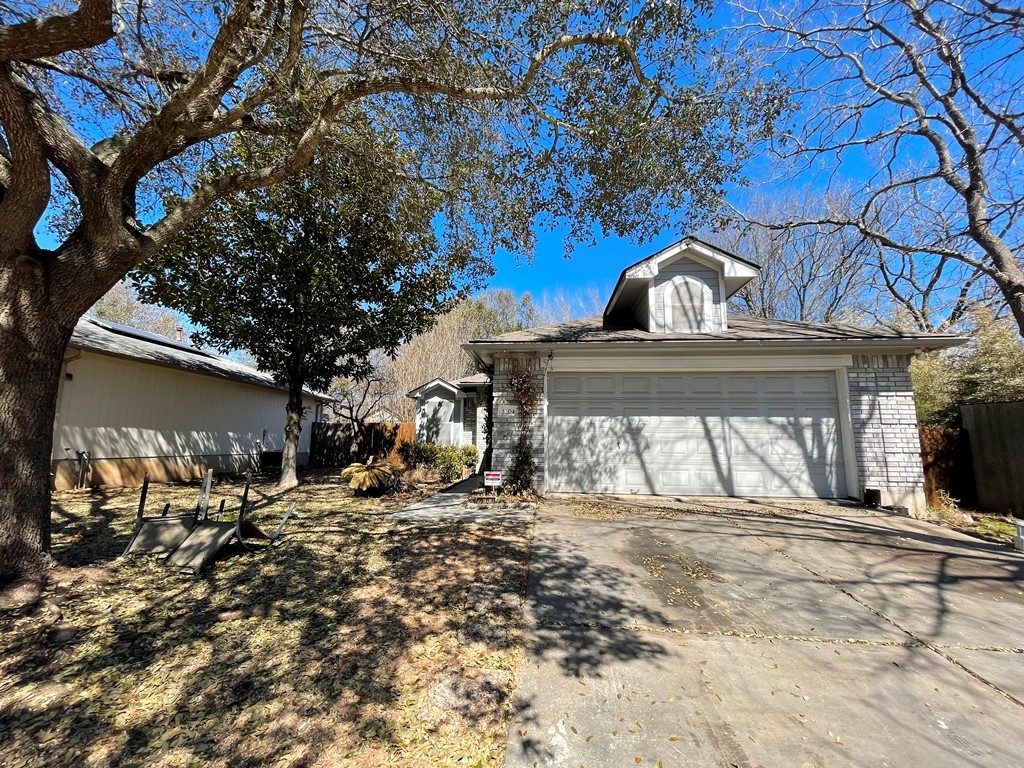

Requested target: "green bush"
[
  {"left": 397, "top": 440, "right": 439, "bottom": 468},
  {"left": 397, "top": 441, "right": 478, "bottom": 483},
  {"left": 435, "top": 444, "right": 465, "bottom": 484}
]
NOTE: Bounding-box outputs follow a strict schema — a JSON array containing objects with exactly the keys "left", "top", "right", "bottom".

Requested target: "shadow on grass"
[{"left": 1, "top": 478, "right": 530, "bottom": 767}]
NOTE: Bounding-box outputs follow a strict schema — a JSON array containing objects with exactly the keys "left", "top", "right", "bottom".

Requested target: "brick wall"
[
  {"left": 491, "top": 353, "right": 548, "bottom": 489},
  {"left": 848, "top": 354, "right": 927, "bottom": 515}
]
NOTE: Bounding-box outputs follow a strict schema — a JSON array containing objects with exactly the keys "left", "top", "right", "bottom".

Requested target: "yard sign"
[{"left": 484, "top": 471, "right": 503, "bottom": 487}]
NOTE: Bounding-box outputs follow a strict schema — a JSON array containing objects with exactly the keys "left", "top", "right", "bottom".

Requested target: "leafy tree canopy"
[
  {"left": 912, "top": 310, "right": 1024, "bottom": 426},
  {"left": 135, "top": 129, "right": 486, "bottom": 394}
]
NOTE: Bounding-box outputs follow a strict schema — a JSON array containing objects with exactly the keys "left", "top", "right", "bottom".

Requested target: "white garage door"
[{"left": 546, "top": 372, "right": 846, "bottom": 498}]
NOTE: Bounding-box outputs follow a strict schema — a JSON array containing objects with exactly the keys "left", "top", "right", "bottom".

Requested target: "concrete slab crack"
[{"left": 708, "top": 507, "right": 1024, "bottom": 710}]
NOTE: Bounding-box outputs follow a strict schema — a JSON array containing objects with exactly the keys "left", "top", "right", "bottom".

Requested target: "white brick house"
[{"left": 464, "top": 238, "right": 964, "bottom": 515}]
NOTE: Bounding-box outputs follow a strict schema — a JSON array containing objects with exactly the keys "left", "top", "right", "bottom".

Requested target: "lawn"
[{"left": 0, "top": 474, "right": 531, "bottom": 768}]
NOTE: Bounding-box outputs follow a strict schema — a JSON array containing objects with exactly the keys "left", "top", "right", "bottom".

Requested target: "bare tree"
[
  {"left": 0, "top": 2, "right": 788, "bottom": 587},
  {"left": 331, "top": 371, "right": 396, "bottom": 426},
  {"left": 380, "top": 301, "right": 496, "bottom": 423},
  {"left": 535, "top": 286, "right": 609, "bottom": 324},
  {"left": 89, "top": 281, "right": 183, "bottom": 339},
  {"left": 718, "top": 189, "right": 873, "bottom": 323},
  {"left": 739, "top": 0, "right": 1024, "bottom": 334}
]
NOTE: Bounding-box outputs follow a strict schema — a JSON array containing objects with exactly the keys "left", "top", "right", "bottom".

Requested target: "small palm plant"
[{"left": 341, "top": 457, "right": 398, "bottom": 495}]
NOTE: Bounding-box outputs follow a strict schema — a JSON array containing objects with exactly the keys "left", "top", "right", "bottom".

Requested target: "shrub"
[
  {"left": 398, "top": 441, "right": 478, "bottom": 482},
  {"left": 435, "top": 444, "right": 465, "bottom": 484},
  {"left": 341, "top": 457, "right": 398, "bottom": 495},
  {"left": 397, "top": 440, "right": 439, "bottom": 468}
]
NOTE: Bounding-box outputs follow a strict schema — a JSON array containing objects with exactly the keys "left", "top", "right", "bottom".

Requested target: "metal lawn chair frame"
[
  {"left": 123, "top": 470, "right": 296, "bottom": 574},
  {"left": 122, "top": 469, "right": 214, "bottom": 556}
]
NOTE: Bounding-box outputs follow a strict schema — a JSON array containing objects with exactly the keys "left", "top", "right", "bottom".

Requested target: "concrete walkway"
[
  {"left": 505, "top": 501, "right": 1024, "bottom": 767},
  {"left": 391, "top": 475, "right": 533, "bottom": 524}
]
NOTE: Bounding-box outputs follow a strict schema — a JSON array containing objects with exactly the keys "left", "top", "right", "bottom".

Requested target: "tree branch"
[
  {"left": 0, "top": 65, "right": 50, "bottom": 255},
  {"left": 0, "top": 0, "right": 113, "bottom": 62}
]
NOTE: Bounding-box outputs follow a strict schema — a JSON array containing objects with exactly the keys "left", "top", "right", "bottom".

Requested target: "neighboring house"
[
  {"left": 407, "top": 373, "right": 489, "bottom": 455},
  {"left": 463, "top": 237, "right": 965, "bottom": 515},
  {"left": 53, "top": 316, "right": 332, "bottom": 489}
]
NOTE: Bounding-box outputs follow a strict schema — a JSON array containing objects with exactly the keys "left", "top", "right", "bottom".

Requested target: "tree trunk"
[
  {"left": 277, "top": 378, "right": 305, "bottom": 489},
  {"left": 0, "top": 268, "right": 75, "bottom": 591},
  {"left": 979, "top": 237, "right": 1024, "bottom": 337}
]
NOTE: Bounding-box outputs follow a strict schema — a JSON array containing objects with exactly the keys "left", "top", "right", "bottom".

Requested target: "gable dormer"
[{"left": 603, "top": 237, "right": 760, "bottom": 333}]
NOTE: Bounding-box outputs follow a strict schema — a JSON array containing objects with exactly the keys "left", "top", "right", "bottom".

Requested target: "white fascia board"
[
  {"left": 406, "top": 378, "right": 460, "bottom": 399},
  {"left": 548, "top": 353, "right": 855, "bottom": 372},
  {"left": 687, "top": 243, "right": 758, "bottom": 297},
  {"left": 465, "top": 336, "right": 965, "bottom": 359}
]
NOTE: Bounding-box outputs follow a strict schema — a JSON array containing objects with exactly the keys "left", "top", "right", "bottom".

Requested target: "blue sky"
[{"left": 487, "top": 230, "right": 670, "bottom": 300}]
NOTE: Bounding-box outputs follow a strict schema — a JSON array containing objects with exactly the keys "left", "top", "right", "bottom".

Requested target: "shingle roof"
[
  {"left": 71, "top": 316, "right": 332, "bottom": 401},
  {"left": 406, "top": 372, "right": 491, "bottom": 398},
  {"left": 466, "top": 314, "right": 964, "bottom": 348}
]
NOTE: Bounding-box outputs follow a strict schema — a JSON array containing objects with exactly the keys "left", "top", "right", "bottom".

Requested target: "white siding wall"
[
  {"left": 54, "top": 351, "right": 316, "bottom": 462},
  {"left": 415, "top": 386, "right": 460, "bottom": 445},
  {"left": 650, "top": 258, "right": 725, "bottom": 333}
]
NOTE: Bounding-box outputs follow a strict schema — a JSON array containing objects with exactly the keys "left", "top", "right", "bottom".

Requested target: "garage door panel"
[
  {"left": 690, "top": 375, "right": 724, "bottom": 395},
  {"left": 798, "top": 374, "right": 837, "bottom": 396},
  {"left": 547, "top": 371, "right": 847, "bottom": 499},
  {"left": 655, "top": 375, "right": 688, "bottom": 395},
  {"left": 621, "top": 376, "right": 651, "bottom": 395},
  {"left": 551, "top": 376, "right": 582, "bottom": 396}
]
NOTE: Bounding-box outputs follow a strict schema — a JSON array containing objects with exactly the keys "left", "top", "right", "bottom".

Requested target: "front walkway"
[
  {"left": 392, "top": 475, "right": 533, "bottom": 524},
  {"left": 505, "top": 498, "right": 1024, "bottom": 767}
]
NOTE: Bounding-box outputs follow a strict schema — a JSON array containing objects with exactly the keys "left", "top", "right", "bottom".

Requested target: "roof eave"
[
  {"left": 464, "top": 335, "right": 968, "bottom": 357},
  {"left": 405, "top": 378, "right": 463, "bottom": 399},
  {"left": 68, "top": 339, "right": 333, "bottom": 402}
]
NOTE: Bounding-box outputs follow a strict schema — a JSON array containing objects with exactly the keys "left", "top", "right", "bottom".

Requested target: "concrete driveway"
[{"left": 505, "top": 499, "right": 1024, "bottom": 767}]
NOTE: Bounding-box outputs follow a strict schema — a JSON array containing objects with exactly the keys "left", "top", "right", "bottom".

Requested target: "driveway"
[{"left": 505, "top": 499, "right": 1024, "bottom": 767}]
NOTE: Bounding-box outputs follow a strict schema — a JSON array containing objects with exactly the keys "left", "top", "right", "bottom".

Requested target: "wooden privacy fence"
[
  {"left": 309, "top": 421, "right": 414, "bottom": 468},
  {"left": 919, "top": 427, "right": 976, "bottom": 508},
  {"left": 961, "top": 402, "right": 1024, "bottom": 516}
]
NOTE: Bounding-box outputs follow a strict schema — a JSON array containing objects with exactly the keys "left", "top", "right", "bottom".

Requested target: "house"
[
  {"left": 53, "top": 315, "right": 332, "bottom": 489},
  {"left": 461, "top": 238, "right": 965, "bottom": 515},
  {"left": 407, "top": 373, "right": 490, "bottom": 453}
]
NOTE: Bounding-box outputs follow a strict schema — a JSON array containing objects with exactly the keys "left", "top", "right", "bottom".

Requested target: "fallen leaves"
[{"left": 0, "top": 475, "right": 532, "bottom": 768}]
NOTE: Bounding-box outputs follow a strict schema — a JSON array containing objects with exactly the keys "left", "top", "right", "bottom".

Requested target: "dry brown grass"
[
  {"left": 550, "top": 495, "right": 708, "bottom": 521},
  {"left": 0, "top": 473, "right": 531, "bottom": 768}
]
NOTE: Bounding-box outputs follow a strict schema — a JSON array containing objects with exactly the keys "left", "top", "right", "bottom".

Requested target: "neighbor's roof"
[
  {"left": 71, "top": 316, "right": 332, "bottom": 401},
  {"left": 406, "top": 372, "right": 490, "bottom": 399},
  {"left": 465, "top": 315, "right": 966, "bottom": 350}
]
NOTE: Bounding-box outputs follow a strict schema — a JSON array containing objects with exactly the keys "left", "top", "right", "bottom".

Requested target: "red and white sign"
[{"left": 483, "top": 471, "right": 503, "bottom": 487}]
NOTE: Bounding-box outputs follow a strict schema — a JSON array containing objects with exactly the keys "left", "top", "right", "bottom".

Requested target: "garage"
[
  {"left": 466, "top": 238, "right": 962, "bottom": 514},
  {"left": 546, "top": 371, "right": 847, "bottom": 498}
]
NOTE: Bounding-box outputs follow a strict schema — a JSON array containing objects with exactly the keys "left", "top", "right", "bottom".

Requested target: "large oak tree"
[{"left": 0, "top": 1, "right": 786, "bottom": 588}]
